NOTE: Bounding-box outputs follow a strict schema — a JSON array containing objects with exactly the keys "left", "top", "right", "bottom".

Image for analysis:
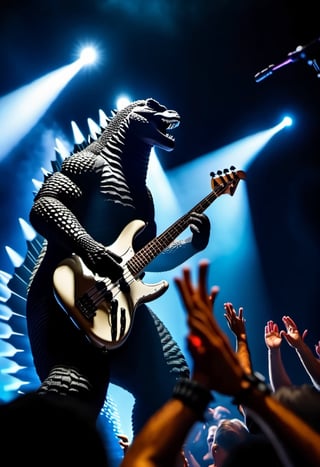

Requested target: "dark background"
[{"left": 0, "top": 0, "right": 319, "bottom": 396}]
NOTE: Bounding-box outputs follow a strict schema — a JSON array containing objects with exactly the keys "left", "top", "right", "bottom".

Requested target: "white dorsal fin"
[
  {"left": 55, "top": 138, "right": 70, "bottom": 159},
  {"left": 5, "top": 246, "right": 24, "bottom": 268},
  {"left": 18, "top": 218, "right": 37, "bottom": 242},
  {"left": 99, "top": 109, "right": 109, "bottom": 128},
  {"left": 87, "top": 118, "right": 101, "bottom": 140},
  {"left": 71, "top": 121, "right": 85, "bottom": 145}
]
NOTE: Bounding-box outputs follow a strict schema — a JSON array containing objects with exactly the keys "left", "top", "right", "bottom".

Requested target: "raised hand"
[
  {"left": 264, "top": 320, "right": 282, "bottom": 350},
  {"left": 224, "top": 302, "right": 246, "bottom": 339},
  {"left": 207, "top": 405, "right": 231, "bottom": 422},
  {"left": 280, "top": 315, "right": 308, "bottom": 350}
]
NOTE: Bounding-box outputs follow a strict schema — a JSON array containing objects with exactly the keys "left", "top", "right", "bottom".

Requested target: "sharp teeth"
[
  {"left": 161, "top": 118, "right": 179, "bottom": 131},
  {"left": 167, "top": 121, "right": 179, "bottom": 130}
]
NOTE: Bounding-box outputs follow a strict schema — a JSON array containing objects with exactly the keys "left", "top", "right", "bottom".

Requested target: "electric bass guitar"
[{"left": 53, "top": 166, "right": 246, "bottom": 350}]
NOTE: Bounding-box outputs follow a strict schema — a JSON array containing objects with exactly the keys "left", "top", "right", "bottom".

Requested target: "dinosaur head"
[
  {"left": 130, "top": 98, "right": 180, "bottom": 151},
  {"left": 114, "top": 98, "right": 180, "bottom": 152}
]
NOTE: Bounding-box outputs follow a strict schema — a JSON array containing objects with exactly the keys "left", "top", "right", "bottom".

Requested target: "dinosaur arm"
[
  {"left": 30, "top": 171, "right": 85, "bottom": 246},
  {"left": 145, "top": 213, "right": 211, "bottom": 272},
  {"left": 30, "top": 195, "right": 102, "bottom": 255},
  {"left": 146, "top": 238, "right": 199, "bottom": 272},
  {"left": 29, "top": 170, "right": 122, "bottom": 280}
]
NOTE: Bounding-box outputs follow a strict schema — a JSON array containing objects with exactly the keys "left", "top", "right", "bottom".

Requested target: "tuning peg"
[
  {"left": 217, "top": 170, "right": 222, "bottom": 175},
  {"left": 223, "top": 168, "right": 229, "bottom": 173},
  {"left": 230, "top": 165, "right": 236, "bottom": 171},
  {"left": 210, "top": 171, "right": 215, "bottom": 177}
]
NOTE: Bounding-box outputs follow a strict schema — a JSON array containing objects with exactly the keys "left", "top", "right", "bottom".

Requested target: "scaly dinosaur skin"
[{"left": 26, "top": 98, "right": 211, "bottom": 434}]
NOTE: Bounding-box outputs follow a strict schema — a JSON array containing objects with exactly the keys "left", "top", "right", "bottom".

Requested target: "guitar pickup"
[{"left": 76, "top": 295, "right": 96, "bottom": 320}]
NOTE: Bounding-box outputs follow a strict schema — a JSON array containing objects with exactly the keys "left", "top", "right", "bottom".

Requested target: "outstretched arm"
[
  {"left": 264, "top": 320, "right": 292, "bottom": 391},
  {"left": 120, "top": 397, "right": 198, "bottom": 467},
  {"left": 146, "top": 213, "right": 211, "bottom": 272},
  {"left": 224, "top": 302, "right": 253, "bottom": 374},
  {"left": 281, "top": 316, "right": 320, "bottom": 390}
]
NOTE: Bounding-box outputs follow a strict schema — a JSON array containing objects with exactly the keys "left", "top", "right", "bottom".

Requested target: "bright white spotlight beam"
[{"left": 0, "top": 54, "right": 94, "bottom": 161}]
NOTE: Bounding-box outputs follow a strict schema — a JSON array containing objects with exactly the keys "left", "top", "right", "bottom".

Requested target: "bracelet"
[
  {"left": 172, "top": 378, "right": 214, "bottom": 420},
  {"left": 232, "top": 371, "right": 271, "bottom": 406}
]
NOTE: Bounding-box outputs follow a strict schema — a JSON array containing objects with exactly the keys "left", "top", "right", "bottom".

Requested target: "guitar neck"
[{"left": 127, "top": 184, "right": 224, "bottom": 276}]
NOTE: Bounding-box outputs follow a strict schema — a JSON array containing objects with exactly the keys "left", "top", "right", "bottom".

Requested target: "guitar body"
[{"left": 53, "top": 219, "right": 169, "bottom": 349}]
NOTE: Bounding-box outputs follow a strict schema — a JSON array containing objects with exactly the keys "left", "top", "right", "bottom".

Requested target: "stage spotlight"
[
  {"left": 282, "top": 115, "right": 293, "bottom": 127},
  {"left": 272, "top": 114, "right": 294, "bottom": 133},
  {"left": 79, "top": 46, "right": 98, "bottom": 66},
  {"left": 116, "top": 95, "right": 131, "bottom": 110}
]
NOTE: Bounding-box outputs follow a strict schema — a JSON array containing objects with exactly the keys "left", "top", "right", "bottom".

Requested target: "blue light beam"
[{"left": 0, "top": 59, "right": 87, "bottom": 161}]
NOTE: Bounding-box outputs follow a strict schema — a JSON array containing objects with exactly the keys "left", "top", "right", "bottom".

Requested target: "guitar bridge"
[{"left": 76, "top": 281, "right": 113, "bottom": 320}]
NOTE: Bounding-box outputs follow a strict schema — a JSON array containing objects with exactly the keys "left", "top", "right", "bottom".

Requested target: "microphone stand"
[{"left": 254, "top": 36, "right": 320, "bottom": 82}]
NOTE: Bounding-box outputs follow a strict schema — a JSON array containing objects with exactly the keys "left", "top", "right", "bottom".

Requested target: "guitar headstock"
[{"left": 210, "top": 166, "right": 246, "bottom": 196}]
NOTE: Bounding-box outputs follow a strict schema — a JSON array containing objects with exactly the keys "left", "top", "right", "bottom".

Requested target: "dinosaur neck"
[
  {"left": 100, "top": 130, "right": 152, "bottom": 188},
  {"left": 123, "top": 143, "right": 151, "bottom": 188}
]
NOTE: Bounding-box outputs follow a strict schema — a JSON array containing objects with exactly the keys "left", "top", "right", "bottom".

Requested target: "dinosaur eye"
[{"left": 146, "top": 98, "right": 166, "bottom": 112}]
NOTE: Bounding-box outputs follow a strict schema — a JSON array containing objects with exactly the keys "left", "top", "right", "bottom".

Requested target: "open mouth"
[{"left": 158, "top": 116, "right": 180, "bottom": 142}]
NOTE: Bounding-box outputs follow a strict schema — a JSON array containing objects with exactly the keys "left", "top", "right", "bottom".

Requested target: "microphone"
[{"left": 254, "top": 36, "right": 320, "bottom": 83}]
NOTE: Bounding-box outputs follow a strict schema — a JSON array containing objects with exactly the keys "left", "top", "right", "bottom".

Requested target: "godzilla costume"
[{"left": 20, "top": 97, "right": 211, "bottom": 436}]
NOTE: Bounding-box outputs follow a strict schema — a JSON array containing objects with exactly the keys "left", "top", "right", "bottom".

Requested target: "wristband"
[
  {"left": 232, "top": 371, "right": 271, "bottom": 406},
  {"left": 172, "top": 378, "right": 214, "bottom": 420}
]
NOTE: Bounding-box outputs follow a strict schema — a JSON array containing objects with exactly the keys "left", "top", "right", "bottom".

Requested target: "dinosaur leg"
[{"left": 109, "top": 305, "right": 190, "bottom": 435}]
